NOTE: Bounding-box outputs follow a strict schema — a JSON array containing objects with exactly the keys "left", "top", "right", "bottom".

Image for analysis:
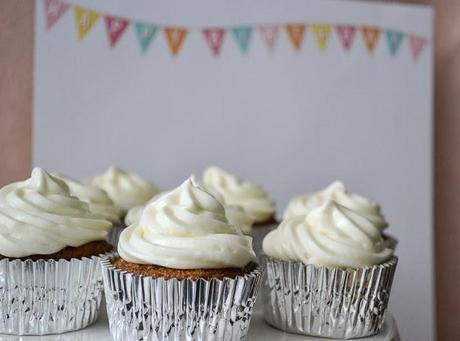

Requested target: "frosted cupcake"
[
  {"left": 53, "top": 173, "right": 124, "bottom": 225},
  {"left": 0, "top": 168, "right": 113, "bottom": 335},
  {"left": 102, "top": 177, "right": 262, "bottom": 340},
  {"left": 86, "top": 166, "right": 159, "bottom": 212},
  {"left": 202, "top": 166, "right": 276, "bottom": 257},
  {"left": 263, "top": 200, "right": 397, "bottom": 339},
  {"left": 283, "top": 181, "right": 397, "bottom": 249}
]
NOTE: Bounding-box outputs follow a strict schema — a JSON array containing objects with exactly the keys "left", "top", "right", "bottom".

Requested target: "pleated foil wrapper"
[
  {"left": 251, "top": 222, "right": 277, "bottom": 264},
  {"left": 102, "top": 258, "right": 264, "bottom": 341},
  {"left": 383, "top": 233, "right": 398, "bottom": 250},
  {"left": 0, "top": 251, "right": 113, "bottom": 335},
  {"left": 107, "top": 224, "right": 126, "bottom": 247},
  {"left": 264, "top": 256, "right": 398, "bottom": 339}
]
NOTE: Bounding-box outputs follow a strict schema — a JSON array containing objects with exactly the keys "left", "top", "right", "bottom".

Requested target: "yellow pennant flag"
[
  {"left": 74, "top": 6, "right": 100, "bottom": 40},
  {"left": 164, "top": 27, "right": 188, "bottom": 56},
  {"left": 311, "top": 24, "right": 331, "bottom": 51}
]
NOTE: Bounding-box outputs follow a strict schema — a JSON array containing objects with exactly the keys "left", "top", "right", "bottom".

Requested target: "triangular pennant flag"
[
  {"left": 409, "top": 35, "right": 427, "bottom": 60},
  {"left": 134, "top": 22, "right": 158, "bottom": 54},
  {"left": 164, "top": 27, "right": 188, "bottom": 56},
  {"left": 104, "top": 16, "right": 129, "bottom": 48},
  {"left": 385, "top": 29, "right": 404, "bottom": 56},
  {"left": 74, "top": 6, "right": 100, "bottom": 40},
  {"left": 231, "top": 26, "right": 253, "bottom": 54},
  {"left": 285, "top": 24, "right": 307, "bottom": 52},
  {"left": 311, "top": 24, "right": 331, "bottom": 51},
  {"left": 336, "top": 24, "right": 356, "bottom": 52},
  {"left": 43, "top": 0, "right": 70, "bottom": 31},
  {"left": 203, "top": 28, "right": 226, "bottom": 57},
  {"left": 361, "top": 26, "right": 381, "bottom": 53},
  {"left": 258, "top": 25, "right": 279, "bottom": 52}
]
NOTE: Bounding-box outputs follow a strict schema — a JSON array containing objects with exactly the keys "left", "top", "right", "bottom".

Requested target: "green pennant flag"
[
  {"left": 385, "top": 29, "right": 404, "bottom": 56},
  {"left": 231, "top": 26, "right": 253, "bottom": 54},
  {"left": 134, "top": 22, "right": 158, "bottom": 53}
]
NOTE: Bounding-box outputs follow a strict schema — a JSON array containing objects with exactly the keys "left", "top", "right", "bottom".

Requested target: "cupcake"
[
  {"left": 263, "top": 200, "right": 397, "bottom": 339},
  {"left": 0, "top": 168, "right": 114, "bottom": 335},
  {"left": 283, "top": 181, "right": 397, "bottom": 249},
  {"left": 86, "top": 166, "right": 159, "bottom": 212},
  {"left": 86, "top": 166, "right": 160, "bottom": 245},
  {"left": 53, "top": 173, "right": 124, "bottom": 225},
  {"left": 202, "top": 166, "right": 276, "bottom": 257},
  {"left": 102, "top": 177, "right": 263, "bottom": 340}
]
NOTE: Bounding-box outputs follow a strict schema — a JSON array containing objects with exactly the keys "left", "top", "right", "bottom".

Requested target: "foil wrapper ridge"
[
  {"left": 102, "top": 258, "right": 263, "bottom": 341},
  {"left": 0, "top": 252, "right": 112, "bottom": 335},
  {"left": 264, "top": 256, "right": 398, "bottom": 339}
]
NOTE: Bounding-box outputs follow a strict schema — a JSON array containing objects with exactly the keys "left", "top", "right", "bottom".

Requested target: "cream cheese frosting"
[
  {"left": 53, "top": 173, "right": 123, "bottom": 224},
  {"left": 118, "top": 177, "right": 256, "bottom": 269},
  {"left": 283, "top": 181, "right": 388, "bottom": 231},
  {"left": 0, "top": 168, "right": 113, "bottom": 258},
  {"left": 86, "top": 166, "right": 159, "bottom": 211},
  {"left": 264, "top": 200, "right": 393, "bottom": 268},
  {"left": 202, "top": 166, "right": 275, "bottom": 223},
  {"left": 125, "top": 189, "right": 255, "bottom": 235}
]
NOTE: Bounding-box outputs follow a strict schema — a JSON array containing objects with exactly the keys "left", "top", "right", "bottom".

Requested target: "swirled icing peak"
[
  {"left": 86, "top": 166, "right": 159, "bottom": 211},
  {"left": 264, "top": 200, "right": 393, "bottom": 268},
  {"left": 283, "top": 181, "right": 387, "bottom": 230},
  {"left": 118, "top": 177, "right": 256, "bottom": 269},
  {"left": 202, "top": 166, "right": 275, "bottom": 223},
  {"left": 0, "top": 168, "right": 112, "bottom": 258}
]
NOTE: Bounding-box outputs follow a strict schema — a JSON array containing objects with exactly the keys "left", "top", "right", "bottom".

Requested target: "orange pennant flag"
[
  {"left": 74, "top": 6, "right": 100, "bottom": 40},
  {"left": 311, "top": 24, "right": 331, "bottom": 51},
  {"left": 361, "top": 26, "right": 381, "bottom": 53},
  {"left": 285, "top": 24, "right": 306, "bottom": 52},
  {"left": 164, "top": 27, "right": 188, "bottom": 56}
]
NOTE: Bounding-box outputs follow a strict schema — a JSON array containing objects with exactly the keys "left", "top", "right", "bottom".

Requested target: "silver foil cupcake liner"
[
  {"left": 264, "top": 256, "right": 398, "bottom": 339},
  {"left": 251, "top": 222, "right": 277, "bottom": 263},
  {"left": 107, "top": 224, "right": 126, "bottom": 247},
  {"left": 0, "top": 251, "right": 114, "bottom": 335},
  {"left": 102, "top": 257, "right": 263, "bottom": 341},
  {"left": 383, "top": 233, "right": 398, "bottom": 250}
]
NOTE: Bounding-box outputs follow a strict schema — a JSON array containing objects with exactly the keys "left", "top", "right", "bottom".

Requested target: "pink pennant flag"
[
  {"left": 203, "top": 28, "right": 226, "bottom": 56},
  {"left": 104, "top": 15, "right": 129, "bottom": 48},
  {"left": 43, "top": 0, "right": 70, "bottom": 31},
  {"left": 336, "top": 24, "right": 356, "bottom": 52},
  {"left": 258, "top": 25, "right": 279, "bottom": 52},
  {"left": 409, "top": 35, "right": 427, "bottom": 60}
]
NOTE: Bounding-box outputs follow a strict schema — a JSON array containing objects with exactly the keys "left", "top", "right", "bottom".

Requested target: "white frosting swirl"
[
  {"left": 283, "top": 181, "right": 388, "bottom": 230},
  {"left": 86, "top": 166, "right": 159, "bottom": 211},
  {"left": 264, "top": 200, "right": 393, "bottom": 268},
  {"left": 202, "top": 166, "right": 275, "bottom": 223},
  {"left": 118, "top": 177, "right": 256, "bottom": 269},
  {"left": 53, "top": 173, "right": 123, "bottom": 224},
  {"left": 0, "top": 168, "right": 112, "bottom": 258}
]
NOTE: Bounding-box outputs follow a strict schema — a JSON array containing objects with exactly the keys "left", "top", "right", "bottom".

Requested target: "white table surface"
[{"left": 0, "top": 306, "right": 400, "bottom": 341}]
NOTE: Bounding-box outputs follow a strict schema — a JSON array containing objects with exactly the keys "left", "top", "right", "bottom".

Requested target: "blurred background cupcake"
[
  {"left": 263, "top": 200, "right": 397, "bottom": 339},
  {"left": 0, "top": 168, "right": 114, "bottom": 335},
  {"left": 86, "top": 166, "right": 160, "bottom": 245},
  {"left": 283, "top": 181, "right": 397, "bottom": 249},
  {"left": 202, "top": 166, "right": 276, "bottom": 259},
  {"left": 102, "top": 177, "right": 262, "bottom": 340}
]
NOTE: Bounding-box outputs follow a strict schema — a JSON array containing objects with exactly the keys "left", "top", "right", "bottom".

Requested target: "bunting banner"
[{"left": 43, "top": 0, "right": 429, "bottom": 61}]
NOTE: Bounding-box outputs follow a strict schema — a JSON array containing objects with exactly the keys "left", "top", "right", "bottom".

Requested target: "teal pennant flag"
[
  {"left": 385, "top": 29, "right": 404, "bottom": 56},
  {"left": 134, "top": 22, "right": 158, "bottom": 53},
  {"left": 231, "top": 26, "right": 253, "bottom": 54}
]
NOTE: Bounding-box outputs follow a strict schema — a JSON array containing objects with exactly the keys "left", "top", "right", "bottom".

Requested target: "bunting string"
[{"left": 43, "top": 0, "right": 429, "bottom": 61}]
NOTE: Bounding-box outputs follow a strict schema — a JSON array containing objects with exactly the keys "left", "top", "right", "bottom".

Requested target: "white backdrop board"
[{"left": 34, "top": 0, "right": 433, "bottom": 339}]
